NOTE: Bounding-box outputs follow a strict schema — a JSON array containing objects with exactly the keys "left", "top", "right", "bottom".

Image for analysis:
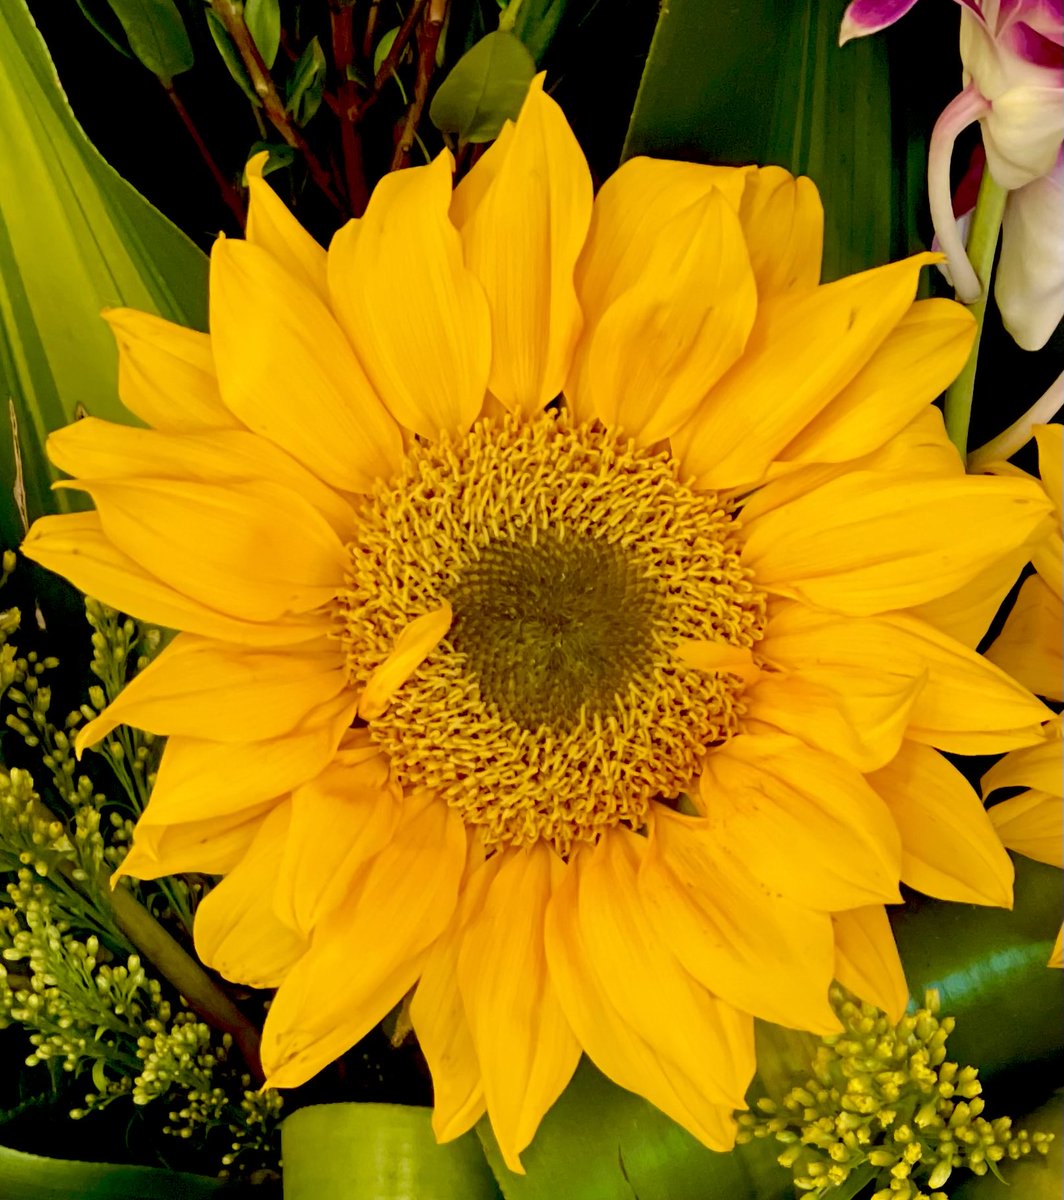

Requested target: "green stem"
[{"left": 943, "top": 170, "right": 1007, "bottom": 457}]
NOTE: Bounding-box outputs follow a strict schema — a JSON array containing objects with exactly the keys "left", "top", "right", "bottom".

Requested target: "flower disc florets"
[{"left": 337, "top": 413, "right": 766, "bottom": 854}]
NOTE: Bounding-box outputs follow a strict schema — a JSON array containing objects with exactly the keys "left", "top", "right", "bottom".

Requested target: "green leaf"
[
  {"left": 103, "top": 0, "right": 193, "bottom": 84},
  {"left": 285, "top": 36, "right": 326, "bottom": 124},
  {"left": 893, "top": 855, "right": 1064, "bottom": 1079},
  {"left": 622, "top": 0, "right": 918, "bottom": 282},
  {"left": 478, "top": 1059, "right": 787, "bottom": 1200},
  {"left": 0, "top": 1141, "right": 231, "bottom": 1199},
  {"left": 281, "top": 1103, "right": 502, "bottom": 1200},
  {"left": 206, "top": 8, "right": 261, "bottom": 106},
  {"left": 508, "top": 0, "right": 568, "bottom": 64},
  {"left": 0, "top": 0, "right": 209, "bottom": 550},
  {"left": 373, "top": 27, "right": 401, "bottom": 78},
  {"left": 429, "top": 30, "right": 536, "bottom": 144},
  {"left": 73, "top": 0, "right": 134, "bottom": 59},
  {"left": 244, "top": 0, "right": 280, "bottom": 71},
  {"left": 243, "top": 141, "right": 295, "bottom": 180}
]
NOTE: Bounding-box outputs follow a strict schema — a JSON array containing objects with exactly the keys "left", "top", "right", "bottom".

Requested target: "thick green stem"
[{"left": 943, "top": 171, "right": 1007, "bottom": 457}]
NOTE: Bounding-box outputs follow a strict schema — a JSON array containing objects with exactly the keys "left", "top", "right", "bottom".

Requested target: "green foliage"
[
  {"left": 243, "top": 0, "right": 281, "bottom": 71},
  {"left": 103, "top": 0, "right": 194, "bottom": 85},
  {"left": 429, "top": 31, "right": 536, "bottom": 144},
  {"left": 286, "top": 36, "right": 326, "bottom": 124}
]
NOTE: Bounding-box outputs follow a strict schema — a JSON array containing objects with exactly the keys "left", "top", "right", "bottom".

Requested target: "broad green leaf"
[
  {"left": 206, "top": 8, "right": 261, "bottom": 106},
  {"left": 429, "top": 30, "right": 536, "bottom": 144},
  {"left": 623, "top": 0, "right": 919, "bottom": 282},
  {"left": 0, "top": 1141, "right": 233, "bottom": 1198},
  {"left": 0, "top": 0, "right": 208, "bottom": 551},
  {"left": 103, "top": 0, "right": 193, "bottom": 84},
  {"left": 244, "top": 0, "right": 280, "bottom": 71},
  {"left": 286, "top": 36, "right": 326, "bottom": 124},
  {"left": 892, "top": 855, "right": 1063, "bottom": 1079},
  {"left": 373, "top": 27, "right": 401, "bottom": 78},
  {"left": 952, "top": 1092, "right": 1063, "bottom": 1198},
  {"left": 478, "top": 1059, "right": 787, "bottom": 1200},
  {"left": 281, "top": 1103, "right": 501, "bottom": 1200},
  {"left": 507, "top": 0, "right": 568, "bottom": 64}
]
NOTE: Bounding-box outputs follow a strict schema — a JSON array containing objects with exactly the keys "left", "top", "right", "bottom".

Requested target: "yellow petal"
[
  {"left": 101, "top": 307, "right": 240, "bottom": 433},
  {"left": 454, "top": 77, "right": 591, "bottom": 417},
  {"left": 358, "top": 603, "right": 452, "bottom": 720},
  {"left": 245, "top": 150, "right": 328, "bottom": 295},
  {"left": 780, "top": 300, "right": 975, "bottom": 465},
  {"left": 1049, "top": 926, "right": 1062, "bottom": 968},
  {"left": 988, "top": 790, "right": 1063, "bottom": 868},
  {"left": 193, "top": 802, "right": 308, "bottom": 988},
  {"left": 573, "top": 186, "right": 756, "bottom": 443},
  {"left": 410, "top": 856, "right": 494, "bottom": 1144},
  {"left": 458, "top": 844, "right": 580, "bottom": 1173},
  {"left": 675, "top": 639, "right": 761, "bottom": 685},
  {"left": 75, "top": 634, "right": 347, "bottom": 751},
  {"left": 737, "top": 166, "right": 822, "bottom": 297},
  {"left": 144, "top": 691, "right": 358, "bottom": 826},
  {"left": 328, "top": 152, "right": 491, "bottom": 439},
  {"left": 544, "top": 835, "right": 750, "bottom": 1151},
  {"left": 641, "top": 807, "right": 839, "bottom": 1032},
  {"left": 450, "top": 121, "right": 515, "bottom": 229},
  {"left": 262, "top": 790, "right": 466, "bottom": 1089},
  {"left": 904, "top": 546, "right": 1029, "bottom": 648},
  {"left": 21, "top": 513, "right": 330, "bottom": 647},
  {"left": 274, "top": 741, "right": 402, "bottom": 935},
  {"left": 832, "top": 905, "right": 909, "bottom": 1023},
  {"left": 59, "top": 475, "right": 347, "bottom": 623},
  {"left": 698, "top": 733, "right": 902, "bottom": 910},
  {"left": 47, "top": 418, "right": 359, "bottom": 541},
  {"left": 115, "top": 801, "right": 274, "bottom": 882},
  {"left": 741, "top": 471, "right": 1054, "bottom": 616},
  {"left": 982, "top": 730, "right": 1062, "bottom": 801},
  {"left": 672, "top": 254, "right": 938, "bottom": 491},
  {"left": 210, "top": 237, "right": 403, "bottom": 491},
  {"left": 1034, "top": 423, "right": 1062, "bottom": 515},
  {"left": 985, "top": 573, "right": 1063, "bottom": 703},
  {"left": 867, "top": 740, "right": 1014, "bottom": 907}
]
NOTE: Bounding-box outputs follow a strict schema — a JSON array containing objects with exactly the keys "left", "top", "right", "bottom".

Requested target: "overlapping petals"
[{"left": 21, "top": 77, "right": 1060, "bottom": 1172}]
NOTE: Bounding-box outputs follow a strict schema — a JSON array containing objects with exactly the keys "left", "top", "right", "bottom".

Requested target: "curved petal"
[
  {"left": 58, "top": 475, "right": 347, "bottom": 623},
  {"left": 453, "top": 77, "right": 592, "bottom": 417},
  {"left": 867, "top": 740, "right": 1015, "bottom": 907},
  {"left": 261, "top": 790, "right": 467, "bottom": 1089},
  {"left": 572, "top": 187, "right": 756, "bottom": 443},
  {"left": 985, "top": 572, "right": 1063, "bottom": 702},
  {"left": 75, "top": 634, "right": 347, "bottom": 751},
  {"left": 903, "top": 544, "right": 1029, "bottom": 648},
  {"left": 672, "top": 254, "right": 938, "bottom": 491},
  {"left": 47, "top": 418, "right": 359, "bottom": 541},
  {"left": 115, "top": 801, "right": 275, "bottom": 882},
  {"left": 838, "top": 0, "right": 921, "bottom": 43},
  {"left": 328, "top": 152, "right": 491, "bottom": 439},
  {"left": 982, "top": 726, "right": 1062, "bottom": 799},
  {"left": 545, "top": 830, "right": 754, "bottom": 1150},
  {"left": 144, "top": 691, "right": 358, "bottom": 827},
  {"left": 274, "top": 737, "right": 402, "bottom": 935},
  {"left": 996, "top": 159, "right": 1064, "bottom": 350},
  {"left": 410, "top": 856, "right": 494, "bottom": 1144},
  {"left": 101, "top": 308, "right": 240, "bottom": 433},
  {"left": 832, "top": 905, "right": 909, "bottom": 1022},
  {"left": 981, "top": 84, "right": 1064, "bottom": 189},
  {"left": 640, "top": 807, "right": 839, "bottom": 1032},
  {"left": 779, "top": 300, "right": 976, "bottom": 466},
  {"left": 358, "top": 603, "right": 453, "bottom": 720},
  {"left": 245, "top": 150, "right": 328, "bottom": 295},
  {"left": 193, "top": 802, "right": 309, "bottom": 988},
  {"left": 989, "top": 789, "right": 1063, "bottom": 866},
  {"left": 210, "top": 237, "right": 404, "bottom": 491},
  {"left": 457, "top": 844, "right": 581, "bottom": 1173},
  {"left": 740, "top": 470, "right": 1054, "bottom": 615},
  {"left": 737, "top": 166, "right": 823, "bottom": 296},
  {"left": 697, "top": 733, "right": 902, "bottom": 910}
]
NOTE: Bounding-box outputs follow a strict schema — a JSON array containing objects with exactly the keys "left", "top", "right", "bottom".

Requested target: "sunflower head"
[{"left": 22, "top": 76, "right": 1056, "bottom": 1173}]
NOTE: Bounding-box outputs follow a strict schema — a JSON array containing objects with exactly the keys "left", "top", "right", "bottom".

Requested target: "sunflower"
[
  {"left": 982, "top": 424, "right": 1063, "bottom": 968},
  {"left": 22, "top": 79, "right": 1056, "bottom": 1169}
]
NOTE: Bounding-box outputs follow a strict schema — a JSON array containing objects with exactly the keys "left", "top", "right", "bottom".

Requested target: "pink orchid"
[{"left": 841, "top": 0, "right": 1063, "bottom": 349}]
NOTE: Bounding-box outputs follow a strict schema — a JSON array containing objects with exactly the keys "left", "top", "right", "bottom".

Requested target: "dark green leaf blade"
[
  {"left": 429, "top": 30, "right": 535, "bottom": 144},
  {"left": 244, "top": 0, "right": 280, "bottom": 71},
  {"left": 103, "top": 0, "right": 193, "bottom": 84}
]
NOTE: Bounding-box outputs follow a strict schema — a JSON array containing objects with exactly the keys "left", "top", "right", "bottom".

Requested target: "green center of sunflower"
[
  {"left": 336, "top": 413, "right": 765, "bottom": 855},
  {"left": 448, "top": 532, "right": 660, "bottom": 731}
]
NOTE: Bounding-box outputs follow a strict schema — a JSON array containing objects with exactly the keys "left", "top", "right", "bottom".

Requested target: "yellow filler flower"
[
  {"left": 983, "top": 424, "right": 1063, "bottom": 968},
  {"left": 22, "top": 80, "right": 1057, "bottom": 1170}
]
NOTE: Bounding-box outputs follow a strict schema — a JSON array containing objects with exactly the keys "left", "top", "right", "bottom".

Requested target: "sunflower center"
[
  {"left": 449, "top": 532, "right": 660, "bottom": 731},
  {"left": 336, "top": 413, "right": 765, "bottom": 855}
]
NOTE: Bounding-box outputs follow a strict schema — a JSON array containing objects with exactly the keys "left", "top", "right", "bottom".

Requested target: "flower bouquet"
[{"left": 0, "top": 0, "right": 1060, "bottom": 1197}]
